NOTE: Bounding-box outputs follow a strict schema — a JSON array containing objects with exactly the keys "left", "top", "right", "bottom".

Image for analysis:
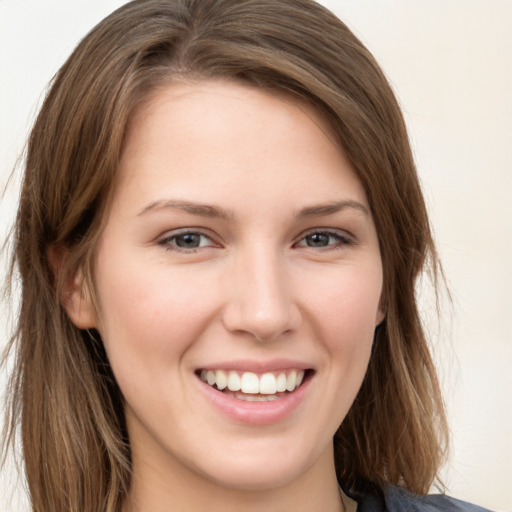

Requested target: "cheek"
[
  {"left": 93, "top": 255, "right": 221, "bottom": 374},
  {"left": 308, "top": 262, "right": 382, "bottom": 332},
  {"left": 307, "top": 263, "right": 382, "bottom": 372}
]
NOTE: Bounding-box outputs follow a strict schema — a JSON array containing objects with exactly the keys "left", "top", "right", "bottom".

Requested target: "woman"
[{"left": 1, "top": 0, "right": 493, "bottom": 511}]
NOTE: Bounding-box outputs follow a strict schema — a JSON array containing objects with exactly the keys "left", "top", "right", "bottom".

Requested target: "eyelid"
[
  {"left": 157, "top": 228, "right": 221, "bottom": 251},
  {"left": 155, "top": 227, "right": 355, "bottom": 252},
  {"left": 293, "top": 228, "right": 356, "bottom": 249}
]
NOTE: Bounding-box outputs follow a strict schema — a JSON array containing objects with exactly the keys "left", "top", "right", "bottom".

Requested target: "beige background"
[{"left": 1, "top": 1, "right": 511, "bottom": 511}]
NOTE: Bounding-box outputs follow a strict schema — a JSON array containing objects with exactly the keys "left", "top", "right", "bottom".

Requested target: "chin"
[
  {"left": 190, "top": 437, "right": 330, "bottom": 492},
  {"left": 201, "top": 459, "right": 305, "bottom": 491}
]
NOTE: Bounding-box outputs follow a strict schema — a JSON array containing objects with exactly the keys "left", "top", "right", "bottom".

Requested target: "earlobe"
[
  {"left": 375, "top": 308, "right": 386, "bottom": 327},
  {"left": 376, "top": 288, "right": 387, "bottom": 327},
  {"left": 48, "top": 245, "right": 98, "bottom": 329},
  {"left": 63, "top": 269, "right": 98, "bottom": 329}
]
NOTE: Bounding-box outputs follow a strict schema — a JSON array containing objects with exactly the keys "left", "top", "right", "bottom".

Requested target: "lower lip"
[{"left": 197, "top": 374, "right": 312, "bottom": 426}]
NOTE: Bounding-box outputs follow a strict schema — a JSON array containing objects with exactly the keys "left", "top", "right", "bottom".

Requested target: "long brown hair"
[{"left": 2, "top": 0, "right": 448, "bottom": 510}]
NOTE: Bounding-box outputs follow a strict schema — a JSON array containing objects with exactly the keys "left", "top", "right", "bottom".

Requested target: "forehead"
[
  {"left": 125, "top": 78, "right": 339, "bottom": 155},
  {"left": 113, "top": 79, "right": 368, "bottom": 216}
]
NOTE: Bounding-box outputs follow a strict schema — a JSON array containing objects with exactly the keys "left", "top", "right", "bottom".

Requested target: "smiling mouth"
[{"left": 197, "top": 369, "right": 312, "bottom": 401}]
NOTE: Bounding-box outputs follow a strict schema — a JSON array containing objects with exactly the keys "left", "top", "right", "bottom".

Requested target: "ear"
[
  {"left": 375, "top": 291, "right": 387, "bottom": 327},
  {"left": 48, "top": 245, "right": 98, "bottom": 329},
  {"left": 375, "top": 307, "right": 386, "bottom": 327}
]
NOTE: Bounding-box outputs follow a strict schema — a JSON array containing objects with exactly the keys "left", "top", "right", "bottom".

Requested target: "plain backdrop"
[{"left": 1, "top": 1, "right": 511, "bottom": 511}]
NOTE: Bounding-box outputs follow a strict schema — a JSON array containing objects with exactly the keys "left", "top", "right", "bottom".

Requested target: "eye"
[
  {"left": 294, "top": 230, "right": 353, "bottom": 249},
  {"left": 158, "top": 230, "right": 217, "bottom": 252}
]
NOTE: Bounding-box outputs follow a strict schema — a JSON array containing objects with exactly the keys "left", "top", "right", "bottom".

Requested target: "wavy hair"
[{"left": 2, "top": 0, "right": 448, "bottom": 510}]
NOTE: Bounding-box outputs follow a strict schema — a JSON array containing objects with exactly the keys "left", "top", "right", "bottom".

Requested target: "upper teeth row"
[{"left": 199, "top": 370, "right": 305, "bottom": 395}]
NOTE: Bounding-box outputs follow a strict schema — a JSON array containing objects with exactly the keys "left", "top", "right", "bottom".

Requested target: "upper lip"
[{"left": 196, "top": 359, "right": 313, "bottom": 373}]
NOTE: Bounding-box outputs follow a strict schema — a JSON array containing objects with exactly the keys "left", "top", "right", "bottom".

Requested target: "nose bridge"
[{"left": 223, "top": 241, "right": 299, "bottom": 341}]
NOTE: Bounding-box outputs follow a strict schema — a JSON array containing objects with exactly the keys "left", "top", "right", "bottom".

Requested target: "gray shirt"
[{"left": 347, "top": 485, "right": 494, "bottom": 512}]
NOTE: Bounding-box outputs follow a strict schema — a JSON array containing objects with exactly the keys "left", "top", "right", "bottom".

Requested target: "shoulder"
[
  {"left": 354, "top": 485, "right": 494, "bottom": 512},
  {"left": 383, "top": 486, "right": 494, "bottom": 512}
]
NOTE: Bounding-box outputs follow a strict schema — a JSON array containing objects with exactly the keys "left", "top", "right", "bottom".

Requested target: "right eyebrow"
[{"left": 136, "top": 199, "right": 234, "bottom": 220}]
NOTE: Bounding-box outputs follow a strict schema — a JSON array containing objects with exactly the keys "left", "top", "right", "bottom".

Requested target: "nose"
[{"left": 222, "top": 247, "right": 301, "bottom": 342}]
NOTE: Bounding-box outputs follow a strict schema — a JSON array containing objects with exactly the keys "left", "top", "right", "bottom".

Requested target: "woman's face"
[{"left": 80, "top": 80, "right": 383, "bottom": 492}]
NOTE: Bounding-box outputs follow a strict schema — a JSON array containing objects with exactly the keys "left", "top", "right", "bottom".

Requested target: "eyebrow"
[
  {"left": 137, "top": 199, "right": 234, "bottom": 220},
  {"left": 137, "top": 198, "right": 369, "bottom": 220},
  {"left": 296, "top": 200, "right": 369, "bottom": 218}
]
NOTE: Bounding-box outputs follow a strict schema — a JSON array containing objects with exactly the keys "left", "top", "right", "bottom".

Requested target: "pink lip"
[
  {"left": 198, "top": 358, "right": 312, "bottom": 373},
  {"left": 196, "top": 370, "right": 312, "bottom": 426}
]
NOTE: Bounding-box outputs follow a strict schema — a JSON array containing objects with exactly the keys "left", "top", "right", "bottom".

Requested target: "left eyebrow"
[{"left": 296, "top": 200, "right": 369, "bottom": 219}]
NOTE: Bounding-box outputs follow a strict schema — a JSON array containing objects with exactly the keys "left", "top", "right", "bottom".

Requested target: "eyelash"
[
  {"left": 157, "top": 228, "right": 355, "bottom": 253},
  {"left": 293, "top": 229, "right": 354, "bottom": 251},
  {"left": 158, "top": 230, "right": 216, "bottom": 253}
]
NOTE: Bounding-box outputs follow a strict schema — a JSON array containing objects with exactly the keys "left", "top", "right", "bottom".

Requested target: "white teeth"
[
  {"left": 276, "top": 373, "right": 287, "bottom": 392},
  {"left": 286, "top": 370, "right": 297, "bottom": 392},
  {"left": 241, "top": 372, "right": 260, "bottom": 394},
  {"left": 259, "top": 373, "right": 277, "bottom": 394},
  {"left": 200, "top": 369, "right": 307, "bottom": 395},
  {"left": 216, "top": 370, "right": 227, "bottom": 390},
  {"left": 227, "top": 371, "right": 241, "bottom": 391}
]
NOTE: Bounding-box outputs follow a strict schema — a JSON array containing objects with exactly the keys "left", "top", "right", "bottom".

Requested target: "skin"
[{"left": 67, "top": 80, "right": 384, "bottom": 511}]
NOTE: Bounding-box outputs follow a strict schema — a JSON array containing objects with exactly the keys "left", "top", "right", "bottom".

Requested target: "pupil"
[
  {"left": 176, "top": 233, "right": 200, "bottom": 248},
  {"left": 307, "top": 233, "right": 329, "bottom": 247}
]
